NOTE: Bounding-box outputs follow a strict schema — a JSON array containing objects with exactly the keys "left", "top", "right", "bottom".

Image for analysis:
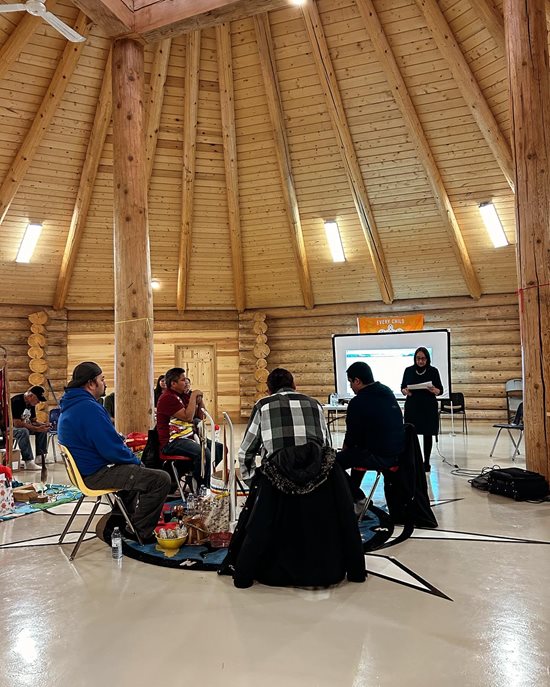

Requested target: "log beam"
[
  {"left": 216, "top": 22, "right": 246, "bottom": 312},
  {"left": 0, "top": 13, "right": 42, "bottom": 83},
  {"left": 53, "top": 50, "right": 113, "bottom": 310},
  {"left": 414, "top": 0, "right": 514, "bottom": 191},
  {"left": 177, "top": 31, "right": 201, "bottom": 313},
  {"left": 302, "top": 0, "right": 394, "bottom": 303},
  {"left": 254, "top": 13, "right": 314, "bottom": 310},
  {"left": 504, "top": 0, "right": 550, "bottom": 477},
  {"left": 71, "top": 0, "right": 133, "bottom": 38},
  {"left": 356, "top": 0, "right": 481, "bottom": 299},
  {"left": 112, "top": 37, "right": 155, "bottom": 434},
  {"left": 136, "top": 0, "right": 289, "bottom": 43},
  {"left": 145, "top": 38, "right": 172, "bottom": 182},
  {"left": 0, "top": 12, "right": 92, "bottom": 226}
]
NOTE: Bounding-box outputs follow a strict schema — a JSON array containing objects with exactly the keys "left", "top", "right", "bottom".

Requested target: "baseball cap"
[
  {"left": 29, "top": 385, "right": 47, "bottom": 402},
  {"left": 66, "top": 362, "right": 103, "bottom": 389}
]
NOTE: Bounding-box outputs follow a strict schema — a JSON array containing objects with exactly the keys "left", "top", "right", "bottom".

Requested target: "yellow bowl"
[{"left": 155, "top": 534, "right": 187, "bottom": 550}]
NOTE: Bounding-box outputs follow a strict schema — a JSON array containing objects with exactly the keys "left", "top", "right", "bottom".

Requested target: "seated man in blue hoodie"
[{"left": 58, "top": 361, "right": 171, "bottom": 544}]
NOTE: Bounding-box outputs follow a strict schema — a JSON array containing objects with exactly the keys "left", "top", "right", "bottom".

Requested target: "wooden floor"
[{"left": 1, "top": 423, "right": 548, "bottom": 687}]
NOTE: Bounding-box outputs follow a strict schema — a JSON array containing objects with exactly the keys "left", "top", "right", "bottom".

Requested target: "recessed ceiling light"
[
  {"left": 15, "top": 223, "right": 43, "bottom": 263},
  {"left": 151, "top": 279, "right": 161, "bottom": 290},
  {"left": 324, "top": 220, "right": 346, "bottom": 263},
  {"left": 479, "top": 202, "right": 509, "bottom": 248}
]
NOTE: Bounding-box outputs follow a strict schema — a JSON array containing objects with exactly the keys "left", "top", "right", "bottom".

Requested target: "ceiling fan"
[{"left": 0, "top": 0, "right": 86, "bottom": 42}]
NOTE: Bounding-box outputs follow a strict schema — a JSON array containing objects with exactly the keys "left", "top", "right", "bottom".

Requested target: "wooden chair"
[{"left": 58, "top": 444, "right": 141, "bottom": 560}]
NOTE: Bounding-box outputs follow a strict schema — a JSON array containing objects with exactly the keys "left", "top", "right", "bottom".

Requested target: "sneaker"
[
  {"left": 23, "top": 460, "right": 41, "bottom": 470},
  {"left": 44, "top": 456, "right": 55, "bottom": 464}
]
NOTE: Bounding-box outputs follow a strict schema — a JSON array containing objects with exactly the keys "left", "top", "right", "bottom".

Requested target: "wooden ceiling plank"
[
  {"left": 468, "top": 0, "right": 504, "bottom": 52},
  {"left": 53, "top": 50, "right": 113, "bottom": 311},
  {"left": 253, "top": 13, "right": 314, "bottom": 310},
  {"left": 177, "top": 30, "right": 201, "bottom": 313},
  {"left": 145, "top": 38, "right": 172, "bottom": 182},
  {"left": 0, "top": 12, "right": 92, "bottom": 227},
  {"left": 301, "top": 0, "right": 394, "bottom": 304},
  {"left": 0, "top": 13, "right": 43, "bottom": 83},
  {"left": 356, "top": 0, "right": 481, "bottom": 299},
  {"left": 414, "top": 0, "right": 514, "bottom": 192},
  {"left": 137, "top": 0, "right": 290, "bottom": 43},
  {"left": 216, "top": 22, "right": 246, "bottom": 312}
]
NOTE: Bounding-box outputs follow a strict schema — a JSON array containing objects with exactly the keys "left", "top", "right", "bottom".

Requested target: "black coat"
[
  {"left": 219, "top": 443, "right": 366, "bottom": 588},
  {"left": 401, "top": 365, "right": 443, "bottom": 436}
]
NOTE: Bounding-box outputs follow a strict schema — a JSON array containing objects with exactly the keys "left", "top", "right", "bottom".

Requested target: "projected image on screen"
[
  {"left": 332, "top": 330, "right": 451, "bottom": 400},
  {"left": 345, "top": 348, "right": 433, "bottom": 397}
]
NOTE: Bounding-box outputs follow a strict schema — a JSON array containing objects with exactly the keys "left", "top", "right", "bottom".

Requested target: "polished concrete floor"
[{"left": 1, "top": 423, "right": 549, "bottom": 687}]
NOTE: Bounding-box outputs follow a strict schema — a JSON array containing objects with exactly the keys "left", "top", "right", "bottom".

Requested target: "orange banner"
[{"left": 357, "top": 314, "right": 424, "bottom": 333}]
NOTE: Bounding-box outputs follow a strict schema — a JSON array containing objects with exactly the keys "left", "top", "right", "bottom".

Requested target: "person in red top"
[{"left": 156, "top": 367, "right": 210, "bottom": 487}]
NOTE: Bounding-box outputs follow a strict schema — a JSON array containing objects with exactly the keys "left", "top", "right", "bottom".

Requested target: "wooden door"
[{"left": 175, "top": 345, "right": 218, "bottom": 421}]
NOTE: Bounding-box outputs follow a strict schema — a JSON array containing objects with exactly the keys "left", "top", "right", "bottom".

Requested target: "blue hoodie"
[{"left": 58, "top": 388, "right": 139, "bottom": 477}]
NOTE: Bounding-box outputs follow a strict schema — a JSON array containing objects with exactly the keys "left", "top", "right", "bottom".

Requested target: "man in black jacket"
[{"left": 336, "top": 361, "right": 405, "bottom": 500}]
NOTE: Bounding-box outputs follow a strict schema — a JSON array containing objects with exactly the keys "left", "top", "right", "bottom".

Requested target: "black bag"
[
  {"left": 487, "top": 467, "right": 549, "bottom": 501},
  {"left": 141, "top": 427, "right": 161, "bottom": 469},
  {"left": 470, "top": 469, "right": 491, "bottom": 491}
]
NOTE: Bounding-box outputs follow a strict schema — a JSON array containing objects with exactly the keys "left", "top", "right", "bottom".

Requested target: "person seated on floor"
[
  {"left": 156, "top": 367, "right": 211, "bottom": 488},
  {"left": 57, "top": 361, "right": 171, "bottom": 545},
  {"left": 336, "top": 361, "right": 405, "bottom": 506},
  {"left": 11, "top": 385, "right": 50, "bottom": 470},
  {"left": 219, "top": 368, "right": 366, "bottom": 589}
]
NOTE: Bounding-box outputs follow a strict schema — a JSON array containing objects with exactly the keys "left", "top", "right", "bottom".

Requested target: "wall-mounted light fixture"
[
  {"left": 479, "top": 202, "right": 509, "bottom": 248},
  {"left": 15, "top": 223, "right": 43, "bottom": 263},
  {"left": 324, "top": 220, "right": 346, "bottom": 263},
  {"left": 151, "top": 279, "right": 161, "bottom": 290}
]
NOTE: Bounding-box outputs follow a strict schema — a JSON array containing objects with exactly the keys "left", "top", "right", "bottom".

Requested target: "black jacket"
[{"left": 219, "top": 442, "right": 366, "bottom": 588}]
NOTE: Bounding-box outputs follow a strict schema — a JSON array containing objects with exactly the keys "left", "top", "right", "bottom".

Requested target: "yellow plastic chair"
[{"left": 58, "top": 444, "right": 142, "bottom": 560}]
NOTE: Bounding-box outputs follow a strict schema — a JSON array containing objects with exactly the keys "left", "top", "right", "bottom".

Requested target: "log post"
[
  {"left": 112, "top": 38, "right": 155, "bottom": 435},
  {"left": 504, "top": 0, "right": 550, "bottom": 477}
]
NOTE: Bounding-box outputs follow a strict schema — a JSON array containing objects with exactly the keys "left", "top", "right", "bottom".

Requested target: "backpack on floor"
[{"left": 487, "top": 467, "right": 549, "bottom": 501}]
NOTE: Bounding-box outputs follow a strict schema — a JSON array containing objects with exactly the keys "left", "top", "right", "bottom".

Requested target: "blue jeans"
[
  {"left": 163, "top": 438, "right": 211, "bottom": 485},
  {"left": 13, "top": 428, "right": 48, "bottom": 462}
]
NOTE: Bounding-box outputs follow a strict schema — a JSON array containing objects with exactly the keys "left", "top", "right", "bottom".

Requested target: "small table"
[{"left": 322, "top": 404, "right": 348, "bottom": 448}]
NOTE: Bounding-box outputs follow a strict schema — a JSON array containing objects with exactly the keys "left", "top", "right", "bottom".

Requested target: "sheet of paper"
[{"left": 406, "top": 381, "right": 433, "bottom": 390}]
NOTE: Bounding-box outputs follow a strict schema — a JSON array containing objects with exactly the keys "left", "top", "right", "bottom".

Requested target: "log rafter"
[
  {"left": 176, "top": 30, "right": 201, "bottom": 313},
  {"left": 253, "top": 13, "right": 314, "bottom": 310},
  {"left": 53, "top": 50, "right": 113, "bottom": 310},
  {"left": 0, "top": 12, "right": 92, "bottom": 227},
  {"left": 302, "top": 0, "right": 394, "bottom": 304},
  {"left": 145, "top": 38, "right": 172, "bottom": 183},
  {"left": 0, "top": 13, "right": 42, "bottom": 83},
  {"left": 356, "top": 0, "right": 481, "bottom": 299},
  {"left": 216, "top": 22, "right": 246, "bottom": 313},
  {"left": 414, "top": 0, "right": 514, "bottom": 192}
]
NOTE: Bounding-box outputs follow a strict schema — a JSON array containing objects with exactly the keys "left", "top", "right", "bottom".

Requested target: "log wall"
[
  {"left": 0, "top": 304, "right": 67, "bottom": 405},
  {"left": 239, "top": 293, "right": 521, "bottom": 421},
  {"left": 66, "top": 310, "right": 240, "bottom": 420}
]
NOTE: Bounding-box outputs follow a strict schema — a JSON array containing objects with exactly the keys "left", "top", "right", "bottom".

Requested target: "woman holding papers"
[{"left": 401, "top": 347, "right": 443, "bottom": 472}]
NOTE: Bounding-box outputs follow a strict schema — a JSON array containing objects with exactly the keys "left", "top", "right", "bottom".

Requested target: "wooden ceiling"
[{"left": 0, "top": 0, "right": 520, "bottom": 310}]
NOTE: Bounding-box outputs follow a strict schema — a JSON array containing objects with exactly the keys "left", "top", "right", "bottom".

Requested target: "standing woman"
[{"left": 401, "top": 347, "right": 443, "bottom": 472}]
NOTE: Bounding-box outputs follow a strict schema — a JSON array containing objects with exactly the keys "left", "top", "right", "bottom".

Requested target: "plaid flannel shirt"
[{"left": 238, "top": 388, "right": 329, "bottom": 480}]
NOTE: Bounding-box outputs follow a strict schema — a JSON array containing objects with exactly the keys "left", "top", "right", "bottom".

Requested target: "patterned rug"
[
  {"left": 96, "top": 504, "right": 394, "bottom": 571},
  {"left": 0, "top": 484, "right": 82, "bottom": 522}
]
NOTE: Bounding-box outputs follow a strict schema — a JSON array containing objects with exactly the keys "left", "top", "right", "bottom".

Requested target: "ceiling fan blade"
[
  {"left": 41, "top": 10, "right": 86, "bottom": 42},
  {"left": 0, "top": 4, "right": 27, "bottom": 12}
]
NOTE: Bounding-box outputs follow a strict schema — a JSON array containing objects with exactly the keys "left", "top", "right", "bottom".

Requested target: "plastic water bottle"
[
  {"left": 111, "top": 526, "right": 123, "bottom": 559},
  {"left": 330, "top": 392, "right": 338, "bottom": 406}
]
